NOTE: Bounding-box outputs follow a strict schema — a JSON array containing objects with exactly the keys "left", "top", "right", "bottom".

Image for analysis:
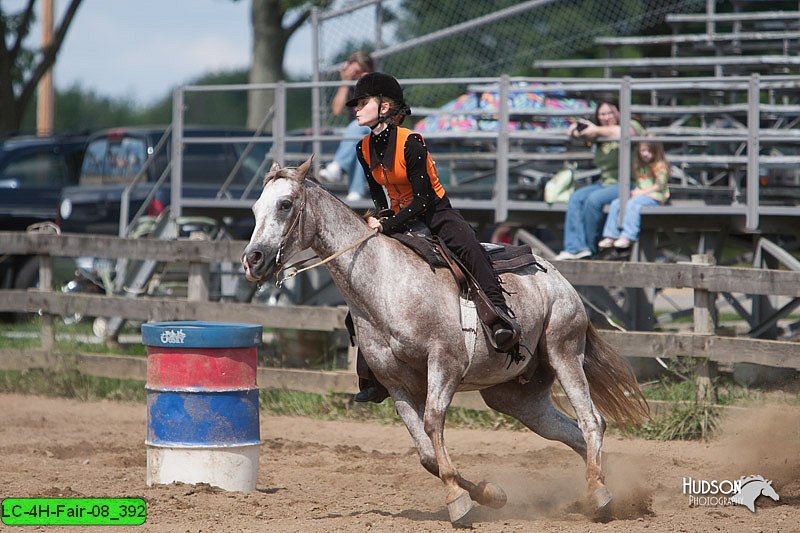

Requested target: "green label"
[{"left": 1, "top": 498, "right": 146, "bottom": 526}]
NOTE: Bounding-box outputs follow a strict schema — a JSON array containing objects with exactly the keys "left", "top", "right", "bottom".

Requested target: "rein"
[{"left": 277, "top": 229, "right": 377, "bottom": 287}]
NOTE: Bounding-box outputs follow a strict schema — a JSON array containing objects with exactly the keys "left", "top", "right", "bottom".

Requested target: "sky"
[{"left": 11, "top": 0, "right": 316, "bottom": 106}]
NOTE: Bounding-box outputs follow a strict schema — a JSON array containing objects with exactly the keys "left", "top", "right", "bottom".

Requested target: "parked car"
[{"left": 0, "top": 133, "right": 88, "bottom": 293}]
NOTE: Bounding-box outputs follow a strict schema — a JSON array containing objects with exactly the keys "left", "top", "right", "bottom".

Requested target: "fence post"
[
  {"left": 187, "top": 232, "right": 210, "bottom": 303},
  {"left": 692, "top": 253, "right": 717, "bottom": 403},
  {"left": 38, "top": 255, "right": 55, "bottom": 351}
]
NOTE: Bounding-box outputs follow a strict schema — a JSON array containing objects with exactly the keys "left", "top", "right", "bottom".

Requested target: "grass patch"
[
  {"left": 642, "top": 375, "right": 754, "bottom": 406},
  {"left": 259, "top": 389, "right": 525, "bottom": 430},
  {"left": 627, "top": 402, "right": 721, "bottom": 441},
  {"left": 0, "top": 370, "right": 525, "bottom": 431},
  {"left": 0, "top": 369, "right": 146, "bottom": 402},
  {"left": 0, "top": 318, "right": 147, "bottom": 356}
]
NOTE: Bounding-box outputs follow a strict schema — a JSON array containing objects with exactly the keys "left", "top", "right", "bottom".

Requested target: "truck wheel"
[{"left": 13, "top": 258, "right": 40, "bottom": 322}]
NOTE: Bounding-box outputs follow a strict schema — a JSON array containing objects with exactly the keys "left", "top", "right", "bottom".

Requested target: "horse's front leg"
[{"left": 422, "top": 346, "right": 504, "bottom": 523}]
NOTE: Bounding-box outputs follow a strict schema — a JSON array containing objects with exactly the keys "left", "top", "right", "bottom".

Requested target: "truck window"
[
  {"left": 80, "top": 136, "right": 146, "bottom": 184},
  {"left": 0, "top": 149, "right": 68, "bottom": 188},
  {"left": 80, "top": 139, "right": 108, "bottom": 181}
]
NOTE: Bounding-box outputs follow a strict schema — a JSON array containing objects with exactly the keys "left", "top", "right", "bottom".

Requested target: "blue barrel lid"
[{"left": 141, "top": 321, "right": 262, "bottom": 348}]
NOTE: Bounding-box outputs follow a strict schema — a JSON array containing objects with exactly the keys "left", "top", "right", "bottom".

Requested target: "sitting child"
[{"left": 599, "top": 140, "right": 670, "bottom": 250}]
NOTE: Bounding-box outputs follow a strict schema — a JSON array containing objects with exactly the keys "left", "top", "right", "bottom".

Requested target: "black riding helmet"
[{"left": 345, "top": 72, "right": 411, "bottom": 120}]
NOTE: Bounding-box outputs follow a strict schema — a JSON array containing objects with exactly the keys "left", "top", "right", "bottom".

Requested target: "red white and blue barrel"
[{"left": 142, "top": 321, "right": 262, "bottom": 491}]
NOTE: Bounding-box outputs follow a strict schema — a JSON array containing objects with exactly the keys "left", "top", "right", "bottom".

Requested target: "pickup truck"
[
  {"left": 57, "top": 127, "right": 271, "bottom": 238},
  {"left": 0, "top": 133, "right": 87, "bottom": 291}
]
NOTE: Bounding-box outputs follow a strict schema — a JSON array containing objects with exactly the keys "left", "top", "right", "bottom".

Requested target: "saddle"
[{"left": 390, "top": 226, "right": 546, "bottom": 354}]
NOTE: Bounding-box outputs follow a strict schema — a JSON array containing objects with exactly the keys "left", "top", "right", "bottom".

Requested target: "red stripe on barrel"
[{"left": 147, "top": 347, "right": 257, "bottom": 389}]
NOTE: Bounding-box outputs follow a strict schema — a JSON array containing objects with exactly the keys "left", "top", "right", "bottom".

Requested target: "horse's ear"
[
  {"left": 295, "top": 155, "right": 314, "bottom": 181},
  {"left": 269, "top": 161, "right": 282, "bottom": 173}
]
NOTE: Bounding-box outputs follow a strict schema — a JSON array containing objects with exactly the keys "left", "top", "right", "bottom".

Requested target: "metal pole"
[
  {"left": 746, "top": 73, "right": 760, "bottom": 231},
  {"left": 274, "top": 82, "right": 287, "bottom": 165},
  {"left": 495, "top": 74, "right": 510, "bottom": 223},
  {"left": 171, "top": 88, "right": 185, "bottom": 220},
  {"left": 311, "top": 7, "right": 321, "bottom": 175},
  {"left": 617, "top": 76, "right": 632, "bottom": 227},
  {"left": 705, "top": 0, "right": 715, "bottom": 40},
  {"left": 375, "top": 1, "right": 383, "bottom": 69}
]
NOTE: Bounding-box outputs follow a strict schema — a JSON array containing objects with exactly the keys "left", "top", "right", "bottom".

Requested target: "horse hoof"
[
  {"left": 447, "top": 489, "right": 476, "bottom": 525},
  {"left": 471, "top": 481, "right": 507, "bottom": 509},
  {"left": 592, "top": 487, "right": 613, "bottom": 513}
]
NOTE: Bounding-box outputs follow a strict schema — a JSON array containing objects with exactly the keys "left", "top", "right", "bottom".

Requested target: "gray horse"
[{"left": 242, "top": 158, "right": 649, "bottom": 524}]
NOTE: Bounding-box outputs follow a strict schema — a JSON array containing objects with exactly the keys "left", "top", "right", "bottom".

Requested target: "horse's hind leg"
[
  {"left": 547, "top": 343, "right": 611, "bottom": 512},
  {"left": 480, "top": 379, "right": 588, "bottom": 459}
]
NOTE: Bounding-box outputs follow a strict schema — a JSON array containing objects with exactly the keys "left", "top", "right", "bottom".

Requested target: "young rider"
[{"left": 348, "top": 72, "right": 520, "bottom": 403}]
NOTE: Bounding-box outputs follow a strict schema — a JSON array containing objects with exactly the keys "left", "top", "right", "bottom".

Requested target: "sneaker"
[
  {"left": 613, "top": 237, "right": 631, "bottom": 249},
  {"left": 598, "top": 237, "right": 615, "bottom": 249},
  {"left": 319, "top": 162, "right": 342, "bottom": 182},
  {"left": 555, "top": 249, "right": 592, "bottom": 260},
  {"left": 345, "top": 191, "right": 363, "bottom": 201}
]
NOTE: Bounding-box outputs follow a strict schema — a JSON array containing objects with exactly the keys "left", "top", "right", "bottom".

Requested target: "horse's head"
[
  {"left": 242, "top": 156, "right": 314, "bottom": 283},
  {"left": 760, "top": 480, "right": 780, "bottom": 502}
]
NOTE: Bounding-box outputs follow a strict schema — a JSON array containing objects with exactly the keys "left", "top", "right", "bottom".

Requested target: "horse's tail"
[{"left": 583, "top": 322, "right": 650, "bottom": 426}]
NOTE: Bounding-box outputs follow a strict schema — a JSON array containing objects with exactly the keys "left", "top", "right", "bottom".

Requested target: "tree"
[
  {"left": 246, "top": 0, "right": 330, "bottom": 128},
  {"left": 0, "top": 0, "right": 83, "bottom": 137}
]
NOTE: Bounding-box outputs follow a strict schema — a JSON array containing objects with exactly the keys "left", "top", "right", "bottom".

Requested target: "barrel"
[{"left": 142, "top": 321, "right": 262, "bottom": 491}]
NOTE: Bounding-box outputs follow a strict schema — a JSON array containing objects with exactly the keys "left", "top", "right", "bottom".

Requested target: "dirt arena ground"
[{"left": 0, "top": 393, "right": 797, "bottom": 532}]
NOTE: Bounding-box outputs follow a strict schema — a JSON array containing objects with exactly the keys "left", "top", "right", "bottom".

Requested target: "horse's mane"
[
  {"left": 262, "top": 167, "right": 299, "bottom": 186},
  {"left": 740, "top": 475, "right": 769, "bottom": 485}
]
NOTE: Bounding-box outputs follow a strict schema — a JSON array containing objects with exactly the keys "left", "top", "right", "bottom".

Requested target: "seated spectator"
[
  {"left": 555, "top": 101, "right": 646, "bottom": 260},
  {"left": 599, "top": 140, "right": 670, "bottom": 250},
  {"left": 319, "top": 51, "right": 374, "bottom": 201}
]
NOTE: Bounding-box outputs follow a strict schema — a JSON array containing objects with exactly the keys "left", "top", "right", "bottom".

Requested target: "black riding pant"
[{"left": 427, "top": 201, "right": 509, "bottom": 313}]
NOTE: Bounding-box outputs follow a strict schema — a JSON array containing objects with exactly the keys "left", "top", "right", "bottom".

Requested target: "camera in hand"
[{"left": 575, "top": 121, "right": 591, "bottom": 132}]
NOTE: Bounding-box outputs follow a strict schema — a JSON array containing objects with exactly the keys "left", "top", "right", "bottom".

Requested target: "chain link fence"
[{"left": 314, "top": 0, "right": 706, "bottom": 122}]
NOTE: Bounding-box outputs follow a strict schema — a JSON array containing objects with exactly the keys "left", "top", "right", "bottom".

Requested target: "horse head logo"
[{"left": 730, "top": 475, "right": 780, "bottom": 513}]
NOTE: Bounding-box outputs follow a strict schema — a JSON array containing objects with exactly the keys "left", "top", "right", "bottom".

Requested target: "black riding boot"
[
  {"left": 355, "top": 349, "right": 389, "bottom": 403},
  {"left": 492, "top": 306, "right": 521, "bottom": 352}
]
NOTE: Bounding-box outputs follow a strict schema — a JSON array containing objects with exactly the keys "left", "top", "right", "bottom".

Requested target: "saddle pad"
[
  {"left": 390, "top": 232, "right": 545, "bottom": 275},
  {"left": 460, "top": 297, "right": 478, "bottom": 373}
]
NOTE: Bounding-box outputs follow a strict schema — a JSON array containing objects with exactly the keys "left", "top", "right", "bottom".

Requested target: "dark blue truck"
[
  {"left": 57, "top": 127, "right": 272, "bottom": 238},
  {"left": 0, "top": 133, "right": 88, "bottom": 290}
]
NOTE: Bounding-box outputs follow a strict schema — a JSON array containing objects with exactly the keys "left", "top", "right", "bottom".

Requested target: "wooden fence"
[{"left": 1, "top": 231, "right": 798, "bottom": 408}]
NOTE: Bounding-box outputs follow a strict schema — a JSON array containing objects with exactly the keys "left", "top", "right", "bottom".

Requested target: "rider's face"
[{"left": 355, "top": 97, "right": 381, "bottom": 127}]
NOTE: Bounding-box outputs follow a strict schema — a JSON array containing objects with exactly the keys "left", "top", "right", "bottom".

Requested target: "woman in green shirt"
[{"left": 555, "top": 101, "right": 646, "bottom": 260}]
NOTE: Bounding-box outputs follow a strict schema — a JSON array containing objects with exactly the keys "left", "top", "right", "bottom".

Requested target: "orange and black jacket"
[{"left": 356, "top": 125, "right": 447, "bottom": 234}]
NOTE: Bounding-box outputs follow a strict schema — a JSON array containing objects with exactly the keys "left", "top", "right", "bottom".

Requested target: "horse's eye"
[{"left": 279, "top": 199, "right": 293, "bottom": 210}]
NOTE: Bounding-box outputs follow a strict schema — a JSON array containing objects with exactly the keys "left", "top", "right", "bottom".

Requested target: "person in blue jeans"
[
  {"left": 599, "top": 140, "right": 670, "bottom": 250},
  {"left": 556, "top": 101, "right": 646, "bottom": 260},
  {"left": 319, "top": 51, "right": 374, "bottom": 201}
]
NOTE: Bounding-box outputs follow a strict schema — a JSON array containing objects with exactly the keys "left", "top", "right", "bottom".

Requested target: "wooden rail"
[{"left": 1, "top": 232, "right": 799, "bottom": 375}]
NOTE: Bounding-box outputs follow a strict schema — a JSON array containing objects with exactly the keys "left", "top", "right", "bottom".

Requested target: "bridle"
[
  {"left": 274, "top": 180, "right": 307, "bottom": 274},
  {"left": 270, "top": 178, "right": 377, "bottom": 287}
]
